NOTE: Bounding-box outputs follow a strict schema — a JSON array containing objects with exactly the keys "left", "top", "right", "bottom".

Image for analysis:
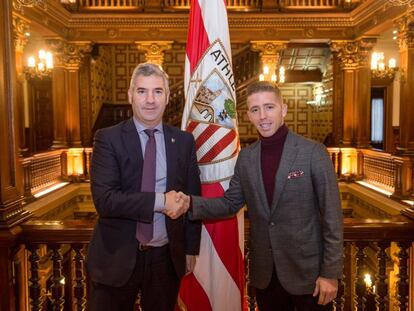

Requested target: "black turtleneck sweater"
[{"left": 260, "top": 124, "right": 288, "bottom": 207}]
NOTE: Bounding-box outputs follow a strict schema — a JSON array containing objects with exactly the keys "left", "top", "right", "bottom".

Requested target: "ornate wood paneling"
[
  {"left": 164, "top": 42, "right": 186, "bottom": 86},
  {"left": 90, "top": 45, "right": 112, "bottom": 124},
  {"left": 113, "top": 44, "right": 146, "bottom": 103},
  {"left": 280, "top": 84, "right": 313, "bottom": 138}
]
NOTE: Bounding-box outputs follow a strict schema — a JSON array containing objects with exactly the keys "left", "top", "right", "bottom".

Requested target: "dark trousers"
[
  {"left": 89, "top": 244, "right": 179, "bottom": 311},
  {"left": 255, "top": 270, "right": 333, "bottom": 311}
]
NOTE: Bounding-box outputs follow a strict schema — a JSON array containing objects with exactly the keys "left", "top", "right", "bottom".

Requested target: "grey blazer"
[{"left": 191, "top": 130, "right": 343, "bottom": 295}]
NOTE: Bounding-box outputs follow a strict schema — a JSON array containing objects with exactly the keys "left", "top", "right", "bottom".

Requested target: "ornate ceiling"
[{"left": 14, "top": 0, "right": 412, "bottom": 43}]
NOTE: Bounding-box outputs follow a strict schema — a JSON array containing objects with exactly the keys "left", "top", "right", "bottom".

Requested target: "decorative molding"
[
  {"left": 395, "top": 12, "right": 414, "bottom": 50},
  {"left": 13, "top": 0, "right": 46, "bottom": 12},
  {"left": 250, "top": 40, "right": 287, "bottom": 56},
  {"left": 330, "top": 41, "right": 360, "bottom": 69},
  {"left": 46, "top": 39, "right": 92, "bottom": 70},
  {"left": 12, "top": 15, "right": 29, "bottom": 53},
  {"left": 330, "top": 37, "right": 376, "bottom": 70},
  {"left": 14, "top": 0, "right": 409, "bottom": 43},
  {"left": 250, "top": 40, "right": 287, "bottom": 80},
  {"left": 135, "top": 41, "right": 173, "bottom": 67}
]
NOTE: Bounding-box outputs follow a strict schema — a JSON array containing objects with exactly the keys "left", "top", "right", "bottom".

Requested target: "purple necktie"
[{"left": 136, "top": 129, "right": 156, "bottom": 245}]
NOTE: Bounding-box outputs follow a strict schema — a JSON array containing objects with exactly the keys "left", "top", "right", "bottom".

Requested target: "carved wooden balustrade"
[
  {"left": 163, "top": 0, "right": 262, "bottom": 10},
  {"left": 63, "top": 0, "right": 364, "bottom": 12},
  {"left": 18, "top": 217, "right": 414, "bottom": 310},
  {"left": 21, "top": 148, "right": 93, "bottom": 204},
  {"left": 78, "top": 0, "right": 145, "bottom": 10},
  {"left": 361, "top": 149, "right": 396, "bottom": 192},
  {"left": 21, "top": 150, "right": 66, "bottom": 203},
  {"left": 277, "top": 0, "right": 360, "bottom": 10},
  {"left": 326, "top": 148, "right": 413, "bottom": 201}
]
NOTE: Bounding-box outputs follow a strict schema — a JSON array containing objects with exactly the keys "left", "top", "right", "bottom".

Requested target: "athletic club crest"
[{"left": 191, "top": 70, "right": 236, "bottom": 129}]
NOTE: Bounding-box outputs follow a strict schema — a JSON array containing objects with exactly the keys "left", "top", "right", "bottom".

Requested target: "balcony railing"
[
  {"left": 326, "top": 148, "right": 413, "bottom": 201},
  {"left": 163, "top": 0, "right": 262, "bottom": 10},
  {"left": 21, "top": 149, "right": 93, "bottom": 204},
  {"left": 361, "top": 149, "right": 395, "bottom": 192},
  {"left": 17, "top": 217, "right": 414, "bottom": 310},
  {"left": 278, "top": 0, "right": 360, "bottom": 10},
  {"left": 78, "top": 0, "right": 145, "bottom": 10},
  {"left": 61, "top": 0, "right": 364, "bottom": 12}
]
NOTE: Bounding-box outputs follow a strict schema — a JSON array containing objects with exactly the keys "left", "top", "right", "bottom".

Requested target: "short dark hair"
[
  {"left": 246, "top": 81, "right": 283, "bottom": 103},
  {"left": 129, "top": 62, "right": 169, "bottom": 94}
]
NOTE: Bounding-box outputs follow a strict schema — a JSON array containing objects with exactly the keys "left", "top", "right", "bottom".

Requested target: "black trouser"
[
  {"left": 89, "top": 244, "right": 179, "bottom": 311},
  {"left": 255, "top": 269, "right": 333, "bottom": 311}
]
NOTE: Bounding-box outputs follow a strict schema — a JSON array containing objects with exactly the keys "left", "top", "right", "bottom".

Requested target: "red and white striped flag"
[{"left": 178, "top": 1, "right": 244, "bottom": 310}]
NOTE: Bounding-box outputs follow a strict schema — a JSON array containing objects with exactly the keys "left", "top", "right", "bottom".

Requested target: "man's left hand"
[
  {"left": 185, "top": 255, "right": 197, "bottom": 274},
  {"left": 312, "top": 277, "right": 338, "bottom": 305}
]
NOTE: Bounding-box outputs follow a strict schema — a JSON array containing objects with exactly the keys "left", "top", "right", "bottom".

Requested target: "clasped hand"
[{"left": 164, "top": 191, "right": 190, "bottom": 219}]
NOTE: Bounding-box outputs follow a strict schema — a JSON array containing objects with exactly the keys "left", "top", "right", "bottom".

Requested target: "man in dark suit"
[
  {"left": 87, "top": 62, "right": 201, "bottom": 311},
  {"left": 173, "top": 81, "right": 343, "bottom": 310}
]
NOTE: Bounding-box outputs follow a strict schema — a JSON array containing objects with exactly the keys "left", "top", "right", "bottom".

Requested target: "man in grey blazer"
[{"left": 171, "top": 81, "right": 343, "bottom": 310}]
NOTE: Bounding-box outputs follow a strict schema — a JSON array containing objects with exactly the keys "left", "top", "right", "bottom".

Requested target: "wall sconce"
[
  {"left": 307, "top": 84, "right": 325, "bottom": 109},
  {"left": 25, "top": 49, "right": 53, "bottom": 79},
  {"left": 259, "top": 64, "right": 285, "bottom": 84},
  {"left": 371, "top": 52, "right": 397, "bottom": 80}
]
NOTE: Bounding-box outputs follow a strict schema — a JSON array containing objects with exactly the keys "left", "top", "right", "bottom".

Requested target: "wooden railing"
[
  {"left": 17, "top": 217, "right": 414, "bottom": 310},
  {"left": 361, "top": 149, "right": 395, "bottom": 192},
  {"left": 21, "top": 150, "right": 65, "bottom": 202},
  {"left": 21, "top": 148, "right": 93, "bottom": 204},
  {"left": 78, "top": 0, "right": 145, "bottom": 10},
  {"left": 278, "top": 0, "right": 359, "bottom": 10},
  {"left": 63, "top": 0, "right": 364, "bottom": 12},
  {"left": 163, "top": 0, "right": 262, "bottom": 10},
  {"left": 326, "top": 148, "right": 413, "bottom": 200}
]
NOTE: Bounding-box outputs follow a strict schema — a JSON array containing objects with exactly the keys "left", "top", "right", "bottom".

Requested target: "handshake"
[{"left": 164, "top": 191, "right": 190, "bottom": 219}]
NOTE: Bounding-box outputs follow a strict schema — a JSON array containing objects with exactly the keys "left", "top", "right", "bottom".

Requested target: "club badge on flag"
[{"left": 178, "top": 1, "right": 244, "bottom": 311}]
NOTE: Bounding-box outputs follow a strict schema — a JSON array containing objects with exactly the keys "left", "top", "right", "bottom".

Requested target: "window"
[{"left": 370, "top": 88, "right": 385, "bottom": 150}]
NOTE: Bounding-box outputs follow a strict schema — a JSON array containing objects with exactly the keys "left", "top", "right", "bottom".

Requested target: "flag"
[{"left": 178, "top": 0, "right": 244, "bottom": 310}]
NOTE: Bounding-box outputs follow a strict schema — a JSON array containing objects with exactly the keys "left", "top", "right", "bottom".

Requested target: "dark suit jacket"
[
  {"left": 87, "top": 118, "right": 201, "bottom": 287},
  {"left": 191, "top": 131, "right": 343, "bottom": 295}
]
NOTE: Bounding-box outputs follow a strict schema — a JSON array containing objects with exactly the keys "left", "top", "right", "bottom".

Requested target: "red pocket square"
[{"left": 287, "top": 170, "right": 304, "bottom": 179}]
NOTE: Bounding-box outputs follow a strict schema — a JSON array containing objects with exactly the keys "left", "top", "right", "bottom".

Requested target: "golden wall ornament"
[
  {"left": 12, "top": 16, "right": 30, "bottom": 53},
  {"left": 46, "top": 39, "right": 92, "bottom": 70},
  {"left": 330, "top": 38, "right": 376, "bottom": 70},
  {"left": 371, "top": 68, "right": 397, "bottom": 80},
  {"left": 330, "top": 41, "right": 359, "bottom": 69},
  {"left": 395, "top": 13, "right": 414, "bottom": 50},
  {"left": 388, "top": 0, "right": 414, "bottom": 7},
  {"left": 135, "top": 41, "right": 173, "bottom": 67},
  {"left": 13, "top": 0, "right": 46, "bottom": 11}
]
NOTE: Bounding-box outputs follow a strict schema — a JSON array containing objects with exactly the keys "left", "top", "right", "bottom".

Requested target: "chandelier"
[
  {"left": 259, "top": 65, "right": 286, "bottom": 84},
  {"left": 371, "top": 52, "right": 397, "bottom": 80},
  {"left": 25, "top": 50, "right": 54, "bottom": 79}
]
